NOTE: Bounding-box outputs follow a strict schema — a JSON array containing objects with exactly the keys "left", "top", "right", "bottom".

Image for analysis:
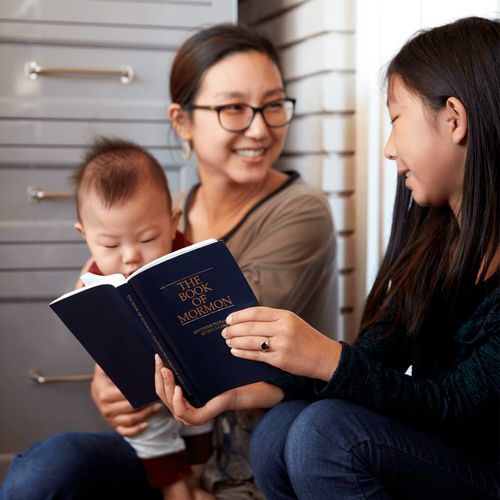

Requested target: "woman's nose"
[{"left": 244, "top": 110, "right": 269, "bottom": 139}]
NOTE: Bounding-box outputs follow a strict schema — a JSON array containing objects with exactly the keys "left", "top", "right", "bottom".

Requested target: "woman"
[
  {"left": 1, "top": 24, "right": 338, "bottom": 500},
  {"left": 155, "top": 17, "right": 499, "bottom": 500}
]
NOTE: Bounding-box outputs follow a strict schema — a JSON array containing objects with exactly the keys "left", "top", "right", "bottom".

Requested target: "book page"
[
  {"left": 80, "top": 272, "right": 127, "bottom": 287},
  {"left": 49, "top": 276, "right": 126, "bottom": 305}
]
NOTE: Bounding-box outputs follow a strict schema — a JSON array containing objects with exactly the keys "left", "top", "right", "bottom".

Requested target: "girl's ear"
[
  {"left": 168, "top": 103, "right": 192, "bottom": 142},
  {"left": 74, "top": 221, "right": 86, "bottom": 239},
  {"left": 445, "top": 97, "right": 468, "bottom": 145}
]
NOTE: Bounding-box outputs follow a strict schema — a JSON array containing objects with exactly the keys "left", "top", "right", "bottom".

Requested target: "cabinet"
[{"left": 0, "top": 0, "right": 236, "bottom": 480}]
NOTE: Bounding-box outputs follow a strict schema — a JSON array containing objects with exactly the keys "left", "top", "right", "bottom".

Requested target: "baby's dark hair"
[{"left": 73, "top": 137, "right": 172, "bottom": 221}]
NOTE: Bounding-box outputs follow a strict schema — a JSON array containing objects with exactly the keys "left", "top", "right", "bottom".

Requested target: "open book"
[{"left": 50, "top": 239, "right": 283, "bottom": 408}]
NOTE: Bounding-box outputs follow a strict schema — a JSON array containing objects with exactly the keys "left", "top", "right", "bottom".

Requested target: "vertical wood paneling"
[{"left": 239, "top": 0, "right": 357, "bottom": 341}]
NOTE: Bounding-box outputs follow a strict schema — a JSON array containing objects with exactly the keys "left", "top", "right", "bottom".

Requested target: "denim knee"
[
  {"left": 250, "top": 400, "right": 310, "bottom": 496},
  {"left": 284, "top": 400, "right": 371, "bottom": 478},
  {"left": 1, "top": 432, "right": 142, "bottom": 500}
]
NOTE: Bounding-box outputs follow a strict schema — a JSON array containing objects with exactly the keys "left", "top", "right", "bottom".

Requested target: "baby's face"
[{"left": 76, "top": 186, "right": 180, "bottom": 277}]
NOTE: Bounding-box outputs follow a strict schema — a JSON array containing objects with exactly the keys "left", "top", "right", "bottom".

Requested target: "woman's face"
[
  {"left": 183, "top": 51, "right": 289, "bottom": 185},
  {"left": 384, "top": 77, "right": 466, "bottom": 212}
]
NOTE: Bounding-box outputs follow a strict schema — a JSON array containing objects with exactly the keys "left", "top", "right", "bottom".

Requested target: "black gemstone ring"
[{"left": 260, "top": 337, "right": 271, "bottom": 351}]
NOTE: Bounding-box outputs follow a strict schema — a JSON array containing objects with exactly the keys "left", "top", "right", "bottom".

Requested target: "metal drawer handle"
[
  {"left": 27, "top": 185, "right": 74, "bottom": 203},
  {"left": 24, "top": 61, "right": 134, "bottom": 84},
  {"left": 29, "top": 369, "right": 93, "bottom": 385}
]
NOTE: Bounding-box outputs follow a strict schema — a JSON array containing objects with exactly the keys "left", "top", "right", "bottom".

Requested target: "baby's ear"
[{"left": 74, "top": 221, "right": 86, "bottom": 239}]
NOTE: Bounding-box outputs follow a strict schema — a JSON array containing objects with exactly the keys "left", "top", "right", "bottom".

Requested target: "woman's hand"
[
  {"left": 154, "top": 355, "right": 284, "bottom": 425},
  {"left": 91, "top": 364, "right": 163, "bottom": 436},
  {"left": 223, "top": 307, "right": 342, "bottom": 382},
  {"left": 154, "top": 356, "right": 235, "bottom": 425}
]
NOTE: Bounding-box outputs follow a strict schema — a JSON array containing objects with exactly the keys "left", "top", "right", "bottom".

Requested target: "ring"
[{"left": 260, "top": 337, "right": 271, "bottom": 352}]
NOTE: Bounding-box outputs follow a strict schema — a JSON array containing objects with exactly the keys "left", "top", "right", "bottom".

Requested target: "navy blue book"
[{"left": 50, "top": 239, "right": 284, "bottom": 408}]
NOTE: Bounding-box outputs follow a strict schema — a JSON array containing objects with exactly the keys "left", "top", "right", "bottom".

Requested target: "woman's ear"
[
  {"left": 168, "top": 103, "right": 192, "bottom": 142},
  {"left": 445, "top": 97, "right": 468, "bottom": 145}
]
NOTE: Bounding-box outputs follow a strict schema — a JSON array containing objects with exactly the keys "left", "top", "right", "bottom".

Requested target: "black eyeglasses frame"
[{"left": 185, "top": 97, "right": 296, "bottom": 132}]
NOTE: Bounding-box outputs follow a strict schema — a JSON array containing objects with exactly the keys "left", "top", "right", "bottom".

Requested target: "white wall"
[{"left": 239, "top": 0, "right": 358, "bottom": 341}]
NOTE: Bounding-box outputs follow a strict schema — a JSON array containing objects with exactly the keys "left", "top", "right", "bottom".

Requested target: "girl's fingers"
[
  {"left": 225, "top": 335, "right": 273, "bottom": 352},
  {"left": 229, "top": 348, "right": 272, "bottom": 363},
  {"left": 226, "top": 306, "right": 281, "bottom": 325},
  {"left": 222, "top": 321, "right": 277, "bottom": 340}
]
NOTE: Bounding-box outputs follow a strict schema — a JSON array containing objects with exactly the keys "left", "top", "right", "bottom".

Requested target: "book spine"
[{"left": 125, "top": 292, "right": 200, "bottom": 406}]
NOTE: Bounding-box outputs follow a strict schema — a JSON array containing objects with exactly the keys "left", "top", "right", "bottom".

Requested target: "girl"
[{"left": 156, "top": 16, "right": 499, "bottom": 499}]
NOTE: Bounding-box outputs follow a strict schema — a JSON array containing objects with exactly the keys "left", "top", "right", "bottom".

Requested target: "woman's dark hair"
[
  {"left": 169, "top": 23, "right": 283, "bottom": 107},
  {"left": 361, "top": 17, "right": 500, "bottom": 342}
]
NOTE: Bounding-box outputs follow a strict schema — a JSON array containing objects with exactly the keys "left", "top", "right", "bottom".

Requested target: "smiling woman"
[{"left": 164, "top": 26, "right": 339, "bottom": 498}]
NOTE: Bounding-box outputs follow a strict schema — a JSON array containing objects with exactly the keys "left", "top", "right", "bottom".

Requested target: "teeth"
[
  {"left": 405, "top": 172, "right": 412, "bottom": 178},
  {"left": 236, "top": 149, "right": 264, "bottom": 157}
]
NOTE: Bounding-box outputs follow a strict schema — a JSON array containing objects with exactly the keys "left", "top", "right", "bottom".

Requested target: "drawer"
[
  {"left": 0, "top": 243, "right": 90, "bottom": 270},
  {"left": 0, "top": 168, "right": 77, "bottom": 224},
  {"left": 0, "top": 0, "right": 234, "bottom": 29},
  {"left": 0, "top": 301, "right": 110, "bottom": 453},
  {"left": 0, "top": 120, "right": 176, "bottom": 148},
  {"left": 0, "top": 270, "right": 80, "bottom": 300},
  {"left": 0, "top": 43, "right": 175, "bottom": 121}
]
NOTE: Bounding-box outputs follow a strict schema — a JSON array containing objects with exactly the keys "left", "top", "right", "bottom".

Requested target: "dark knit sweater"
[{"left": 272, "top": 278, "right": 499, "bottom": 460}]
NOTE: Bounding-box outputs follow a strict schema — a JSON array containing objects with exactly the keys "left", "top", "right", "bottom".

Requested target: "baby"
[{"left": 73, "top": 136, "right": 214, "bottom": 500}]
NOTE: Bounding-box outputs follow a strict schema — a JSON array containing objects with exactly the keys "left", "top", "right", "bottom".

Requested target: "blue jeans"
[
  {"left": 250, "top": 399, "right": 499, "bottom": 500},
  {"left": 0, "top": 432, "right": 161, "bottom": 500}
]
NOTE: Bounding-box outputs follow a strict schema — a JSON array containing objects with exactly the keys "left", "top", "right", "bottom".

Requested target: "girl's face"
[
  {"left": 175, "top": 51, "right": 288, "bottom": 186},
  {"left": 384, "top": 77, "right": 466, "bottom": 212}
]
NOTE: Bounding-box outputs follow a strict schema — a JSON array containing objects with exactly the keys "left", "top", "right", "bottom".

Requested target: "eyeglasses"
[{"left": 186, "top": 97, "right": 296, "bottom": 132}]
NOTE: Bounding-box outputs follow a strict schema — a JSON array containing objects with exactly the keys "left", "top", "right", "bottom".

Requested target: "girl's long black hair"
[{"left": 361, "top": 17, "right": 500, "bottom": 341}]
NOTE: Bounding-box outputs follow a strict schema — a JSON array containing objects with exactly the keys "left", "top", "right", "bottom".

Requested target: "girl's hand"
[
  {"left": 223, "top": 307, "right": 342, "bottom": 382},
  {"left": 91, "top": 364, "right": 163, "bottom": 436},
  {"left": 154, "top": 355, "right": 284, "bottom": 425}
]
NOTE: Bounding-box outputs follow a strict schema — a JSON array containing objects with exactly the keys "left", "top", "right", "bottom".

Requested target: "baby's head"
[{"left": 73, "top": 137, "right": 181, "bottom": 277}]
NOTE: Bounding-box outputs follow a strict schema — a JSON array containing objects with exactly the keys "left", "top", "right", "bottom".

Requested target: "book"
[{"left": 50, "top": 239, "right": 284, "bottom": 408}]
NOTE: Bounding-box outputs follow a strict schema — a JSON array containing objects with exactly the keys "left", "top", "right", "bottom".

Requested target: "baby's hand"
[{"left": 91, "top": 364, "right": 163, "bottom": 436}]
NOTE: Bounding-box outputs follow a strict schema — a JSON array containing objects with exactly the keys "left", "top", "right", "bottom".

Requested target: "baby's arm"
[{"left": 91, "top": 364, "right": 162, "bottom": 435}]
